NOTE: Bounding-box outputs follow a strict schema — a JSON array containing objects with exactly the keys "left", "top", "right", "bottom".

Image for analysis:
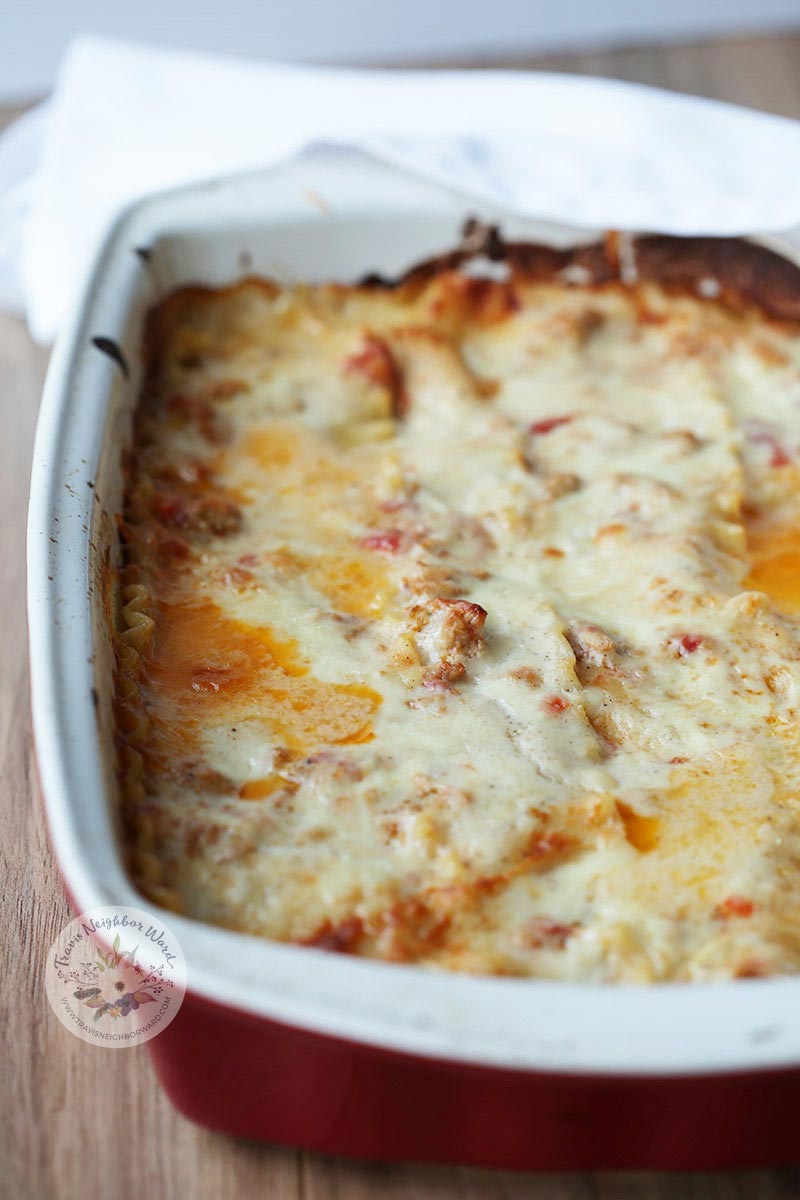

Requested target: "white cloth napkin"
[{"left": 4, "top": 34, "right": 800, "bottom": 343}]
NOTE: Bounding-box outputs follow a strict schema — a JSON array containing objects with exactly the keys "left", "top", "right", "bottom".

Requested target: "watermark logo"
[{"left": 45, "top": 906, "right": 186, "bottom": 1048}]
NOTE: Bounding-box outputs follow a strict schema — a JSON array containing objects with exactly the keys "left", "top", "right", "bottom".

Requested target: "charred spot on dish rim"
[{"left": 91, "top": 336, "right": 130, "bottom": 380}]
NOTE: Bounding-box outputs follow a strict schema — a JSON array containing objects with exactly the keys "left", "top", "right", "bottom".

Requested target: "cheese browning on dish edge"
[{"left": 115, "top": 234, "right": 800, "bottom": 981}]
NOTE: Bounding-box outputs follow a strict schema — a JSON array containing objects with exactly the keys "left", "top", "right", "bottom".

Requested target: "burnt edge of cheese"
[
  {"left": 143, "top": 235, "right": 800, "bottom": 361},
  {"left": 356, "top": 231, "right": 800, "bottom": 324}
]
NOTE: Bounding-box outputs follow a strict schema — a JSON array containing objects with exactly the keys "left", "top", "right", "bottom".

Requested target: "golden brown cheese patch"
[{"left": 115, "top": 236, "right": 800, "bottom": 981}]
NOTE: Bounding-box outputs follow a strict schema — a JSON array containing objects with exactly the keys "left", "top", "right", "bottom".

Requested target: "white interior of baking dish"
[{"left": 28, "top": 146, "right": 800, "bottom": 1076}]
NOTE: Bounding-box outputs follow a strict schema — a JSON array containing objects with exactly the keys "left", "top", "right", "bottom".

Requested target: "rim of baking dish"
[{"left": 28, "top": 146, "right": 800, "bottom": 1078}]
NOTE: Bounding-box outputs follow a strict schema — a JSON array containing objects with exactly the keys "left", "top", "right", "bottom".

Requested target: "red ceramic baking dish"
[{"left": 28, "top": 147, "right": 800, "bottom": 1170}]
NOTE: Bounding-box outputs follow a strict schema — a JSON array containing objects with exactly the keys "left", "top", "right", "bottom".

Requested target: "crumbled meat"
[
  {"left": 401, "top": 558, "right": 459, "bottom": 600},
  {"left": 410, "top": 597, "right": 487, "bottom": 686},
  {"left": 566, "top": 623, "right": 619, "bottom": 670}
]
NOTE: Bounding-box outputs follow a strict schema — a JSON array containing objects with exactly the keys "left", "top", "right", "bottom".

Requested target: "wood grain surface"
[{"left": 4, "top": 31, "right": 800, "bottom": 1200}]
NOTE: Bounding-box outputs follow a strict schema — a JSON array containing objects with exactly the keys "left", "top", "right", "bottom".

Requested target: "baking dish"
[{"left": 28, "top": 146, "right": 800, "bottom": 1169}]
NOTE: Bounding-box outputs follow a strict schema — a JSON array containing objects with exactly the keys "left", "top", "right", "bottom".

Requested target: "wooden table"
[{"left": 4, "top": 30, "right": 800, "bottom": 1199}]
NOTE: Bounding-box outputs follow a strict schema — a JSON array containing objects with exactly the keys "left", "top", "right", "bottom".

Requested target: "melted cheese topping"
[{"left": 116, "top": 265, "right": 800, "bottom": 981}]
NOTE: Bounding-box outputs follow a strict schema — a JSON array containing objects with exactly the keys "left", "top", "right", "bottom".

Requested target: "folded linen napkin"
[{"left": 2, "top": 34, "right": 800, "bottom": 342}]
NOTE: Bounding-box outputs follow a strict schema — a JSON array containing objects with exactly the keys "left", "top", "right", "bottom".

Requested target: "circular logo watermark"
[{"left": 45, "top": 906, "right": 187, "bottom": 1048}]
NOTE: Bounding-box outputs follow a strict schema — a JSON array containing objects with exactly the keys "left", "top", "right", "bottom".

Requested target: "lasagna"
[{"left": 115, "top": 230, "right": 800, "bottom": 981}]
